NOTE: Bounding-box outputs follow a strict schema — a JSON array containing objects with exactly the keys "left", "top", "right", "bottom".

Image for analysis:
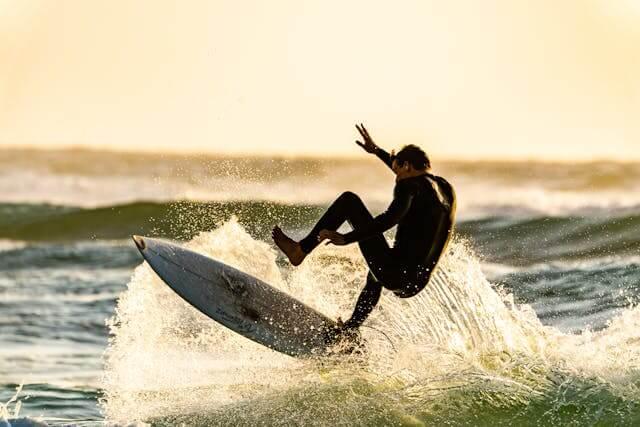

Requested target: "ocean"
[{"left": 1, "top": 148, "right": 639, "bottom": 426}]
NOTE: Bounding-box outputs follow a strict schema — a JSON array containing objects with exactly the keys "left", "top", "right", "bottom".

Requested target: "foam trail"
[{"left": 102, "top": 219, "right": 640, "bottom": 424}]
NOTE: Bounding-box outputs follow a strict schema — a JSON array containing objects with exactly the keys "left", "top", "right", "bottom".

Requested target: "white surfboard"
[{"left": 132, "top": 235, "right": 339, "bottom": 357}]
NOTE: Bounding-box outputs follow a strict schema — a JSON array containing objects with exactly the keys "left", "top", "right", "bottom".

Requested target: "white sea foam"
[
  {"left": 2, "top": 157, "right": 640, "bottom": 218},
  {"left": 102, "top": 219, "right": 640, "bottom": 423},
  {"left": 0, "top": 240, "right": 26, "bottom": 252}
]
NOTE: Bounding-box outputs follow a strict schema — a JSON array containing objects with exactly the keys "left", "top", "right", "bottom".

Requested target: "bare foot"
[{"left": 272, "top": 225, "right": 306, "bottom": 266}]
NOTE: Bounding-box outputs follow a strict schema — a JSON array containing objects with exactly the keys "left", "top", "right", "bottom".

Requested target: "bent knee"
[{"left": 339, "top": 191, "right": 363, "bottom": 204}]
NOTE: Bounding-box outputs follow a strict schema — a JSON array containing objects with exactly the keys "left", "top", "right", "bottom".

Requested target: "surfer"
[{"left": 272, "top": 124, "right": 456, "bottom": 339}]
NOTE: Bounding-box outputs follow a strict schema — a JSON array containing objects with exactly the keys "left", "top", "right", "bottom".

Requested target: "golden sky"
[{"left": 0, "top": 0, "right": 638, "bottom": 160}]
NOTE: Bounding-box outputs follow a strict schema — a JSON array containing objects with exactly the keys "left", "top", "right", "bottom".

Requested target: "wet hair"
[{"left": 393, "top": 144, "right": 430, "bottom": 170}]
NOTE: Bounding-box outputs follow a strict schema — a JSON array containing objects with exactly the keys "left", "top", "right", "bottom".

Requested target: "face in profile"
[{"left": 391, "top": 158, "right": 410, "bottom": 176}]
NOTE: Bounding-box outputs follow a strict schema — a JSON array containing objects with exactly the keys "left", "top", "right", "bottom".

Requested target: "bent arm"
[{"left": 343, "top": 182, "right": 413, "bottom": 244}]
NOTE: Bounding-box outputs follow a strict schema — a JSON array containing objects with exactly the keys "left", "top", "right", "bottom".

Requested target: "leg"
[
  {"left": 273, "top": 191, "right": 391, "bottom": 267},
  {"left": 344, "top": 271, "right": 383, "bottom": 329},
  {"left": 300, "top": 191, "right": 390, "bottom": 262}
]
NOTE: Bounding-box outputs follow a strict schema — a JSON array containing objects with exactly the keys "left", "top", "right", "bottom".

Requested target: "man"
[{"left": 272, "top": 124, "right": 456, "bottom": 338}]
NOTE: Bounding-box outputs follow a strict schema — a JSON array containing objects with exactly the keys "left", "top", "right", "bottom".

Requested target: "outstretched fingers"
[
  {"left": 355, "top": 123, "right": 373, "bottom": 150},
  {"left": 360, "top": 123, "right": 373, "bottom": 141}
]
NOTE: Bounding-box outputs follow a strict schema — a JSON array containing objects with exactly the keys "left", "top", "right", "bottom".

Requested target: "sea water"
[{"left": 1, "top": 149, "right": 639, "bottom": 425}]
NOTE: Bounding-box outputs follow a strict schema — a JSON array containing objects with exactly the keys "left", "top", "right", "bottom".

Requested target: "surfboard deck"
[{"left": 132, "top": 235, "right": 344, "bottom": 357}]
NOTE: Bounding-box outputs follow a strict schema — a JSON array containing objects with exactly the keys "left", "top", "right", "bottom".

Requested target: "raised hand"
[{"left": 355, "top": 123, "right": 378, "bottom": 154}]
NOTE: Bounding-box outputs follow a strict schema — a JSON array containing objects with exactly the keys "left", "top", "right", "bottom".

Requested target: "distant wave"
[
  {"left": 1, "top": 202, "right": 638, "bottom": 264},
  {"left": 2, "top": 148, "right": 640, "bottom": 217},
  {"left": 0, "top": 201, "right": 324, "bottom": 242},
  {"left": 462, "top": 214, "right": 640, "bottom": 264}
]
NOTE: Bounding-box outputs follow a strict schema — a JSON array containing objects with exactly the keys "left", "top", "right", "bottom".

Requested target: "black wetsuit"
[{"left": 299, "top": 148, "right": 456, "bottom": 329}]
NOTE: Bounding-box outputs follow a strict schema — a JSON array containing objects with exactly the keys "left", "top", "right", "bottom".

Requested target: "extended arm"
[
  {"left": 373, "top": 146, "right": 393, "bottom": 169},
  {"left": 342, "top": 182, "right": 413, "bottom": 244},
  {"left": 355, "top": 124, "right": 393, "bottom": 170}
]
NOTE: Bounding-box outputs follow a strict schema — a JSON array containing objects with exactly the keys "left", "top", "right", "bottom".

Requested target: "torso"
[{"left": 393, "top": 174, "right": 456, "bottom": 271}]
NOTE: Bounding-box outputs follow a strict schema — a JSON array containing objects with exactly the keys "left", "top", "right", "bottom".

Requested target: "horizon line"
[{"left": 2, "top": 143, "right": 639, "bottom": 164}]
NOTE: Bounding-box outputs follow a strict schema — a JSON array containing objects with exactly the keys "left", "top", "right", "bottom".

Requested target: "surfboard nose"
[{"left": 132, "top": 235, "right": 146, "bottom": 250}]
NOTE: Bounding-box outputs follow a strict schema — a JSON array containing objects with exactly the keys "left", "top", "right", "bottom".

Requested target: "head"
[{"left": 391, "top": 144, "right": 431, "bottom": 178}]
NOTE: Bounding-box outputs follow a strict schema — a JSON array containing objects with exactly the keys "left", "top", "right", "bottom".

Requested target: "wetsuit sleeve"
[
  {"left": 342, "top": 181, "right": 414, "bottom": 244},
  {"left": 374, "top": 147, "right": 393, "bottom": 169}
]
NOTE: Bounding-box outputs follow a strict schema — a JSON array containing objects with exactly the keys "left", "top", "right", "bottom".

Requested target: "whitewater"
[{"left": 99, "top": 220, "right": 640, "bottom": 425}]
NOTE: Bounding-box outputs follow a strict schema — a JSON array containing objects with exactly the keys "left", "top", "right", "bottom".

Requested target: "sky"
[{"left": 0, "top": 0, "right": 639, "bottom": 160}]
